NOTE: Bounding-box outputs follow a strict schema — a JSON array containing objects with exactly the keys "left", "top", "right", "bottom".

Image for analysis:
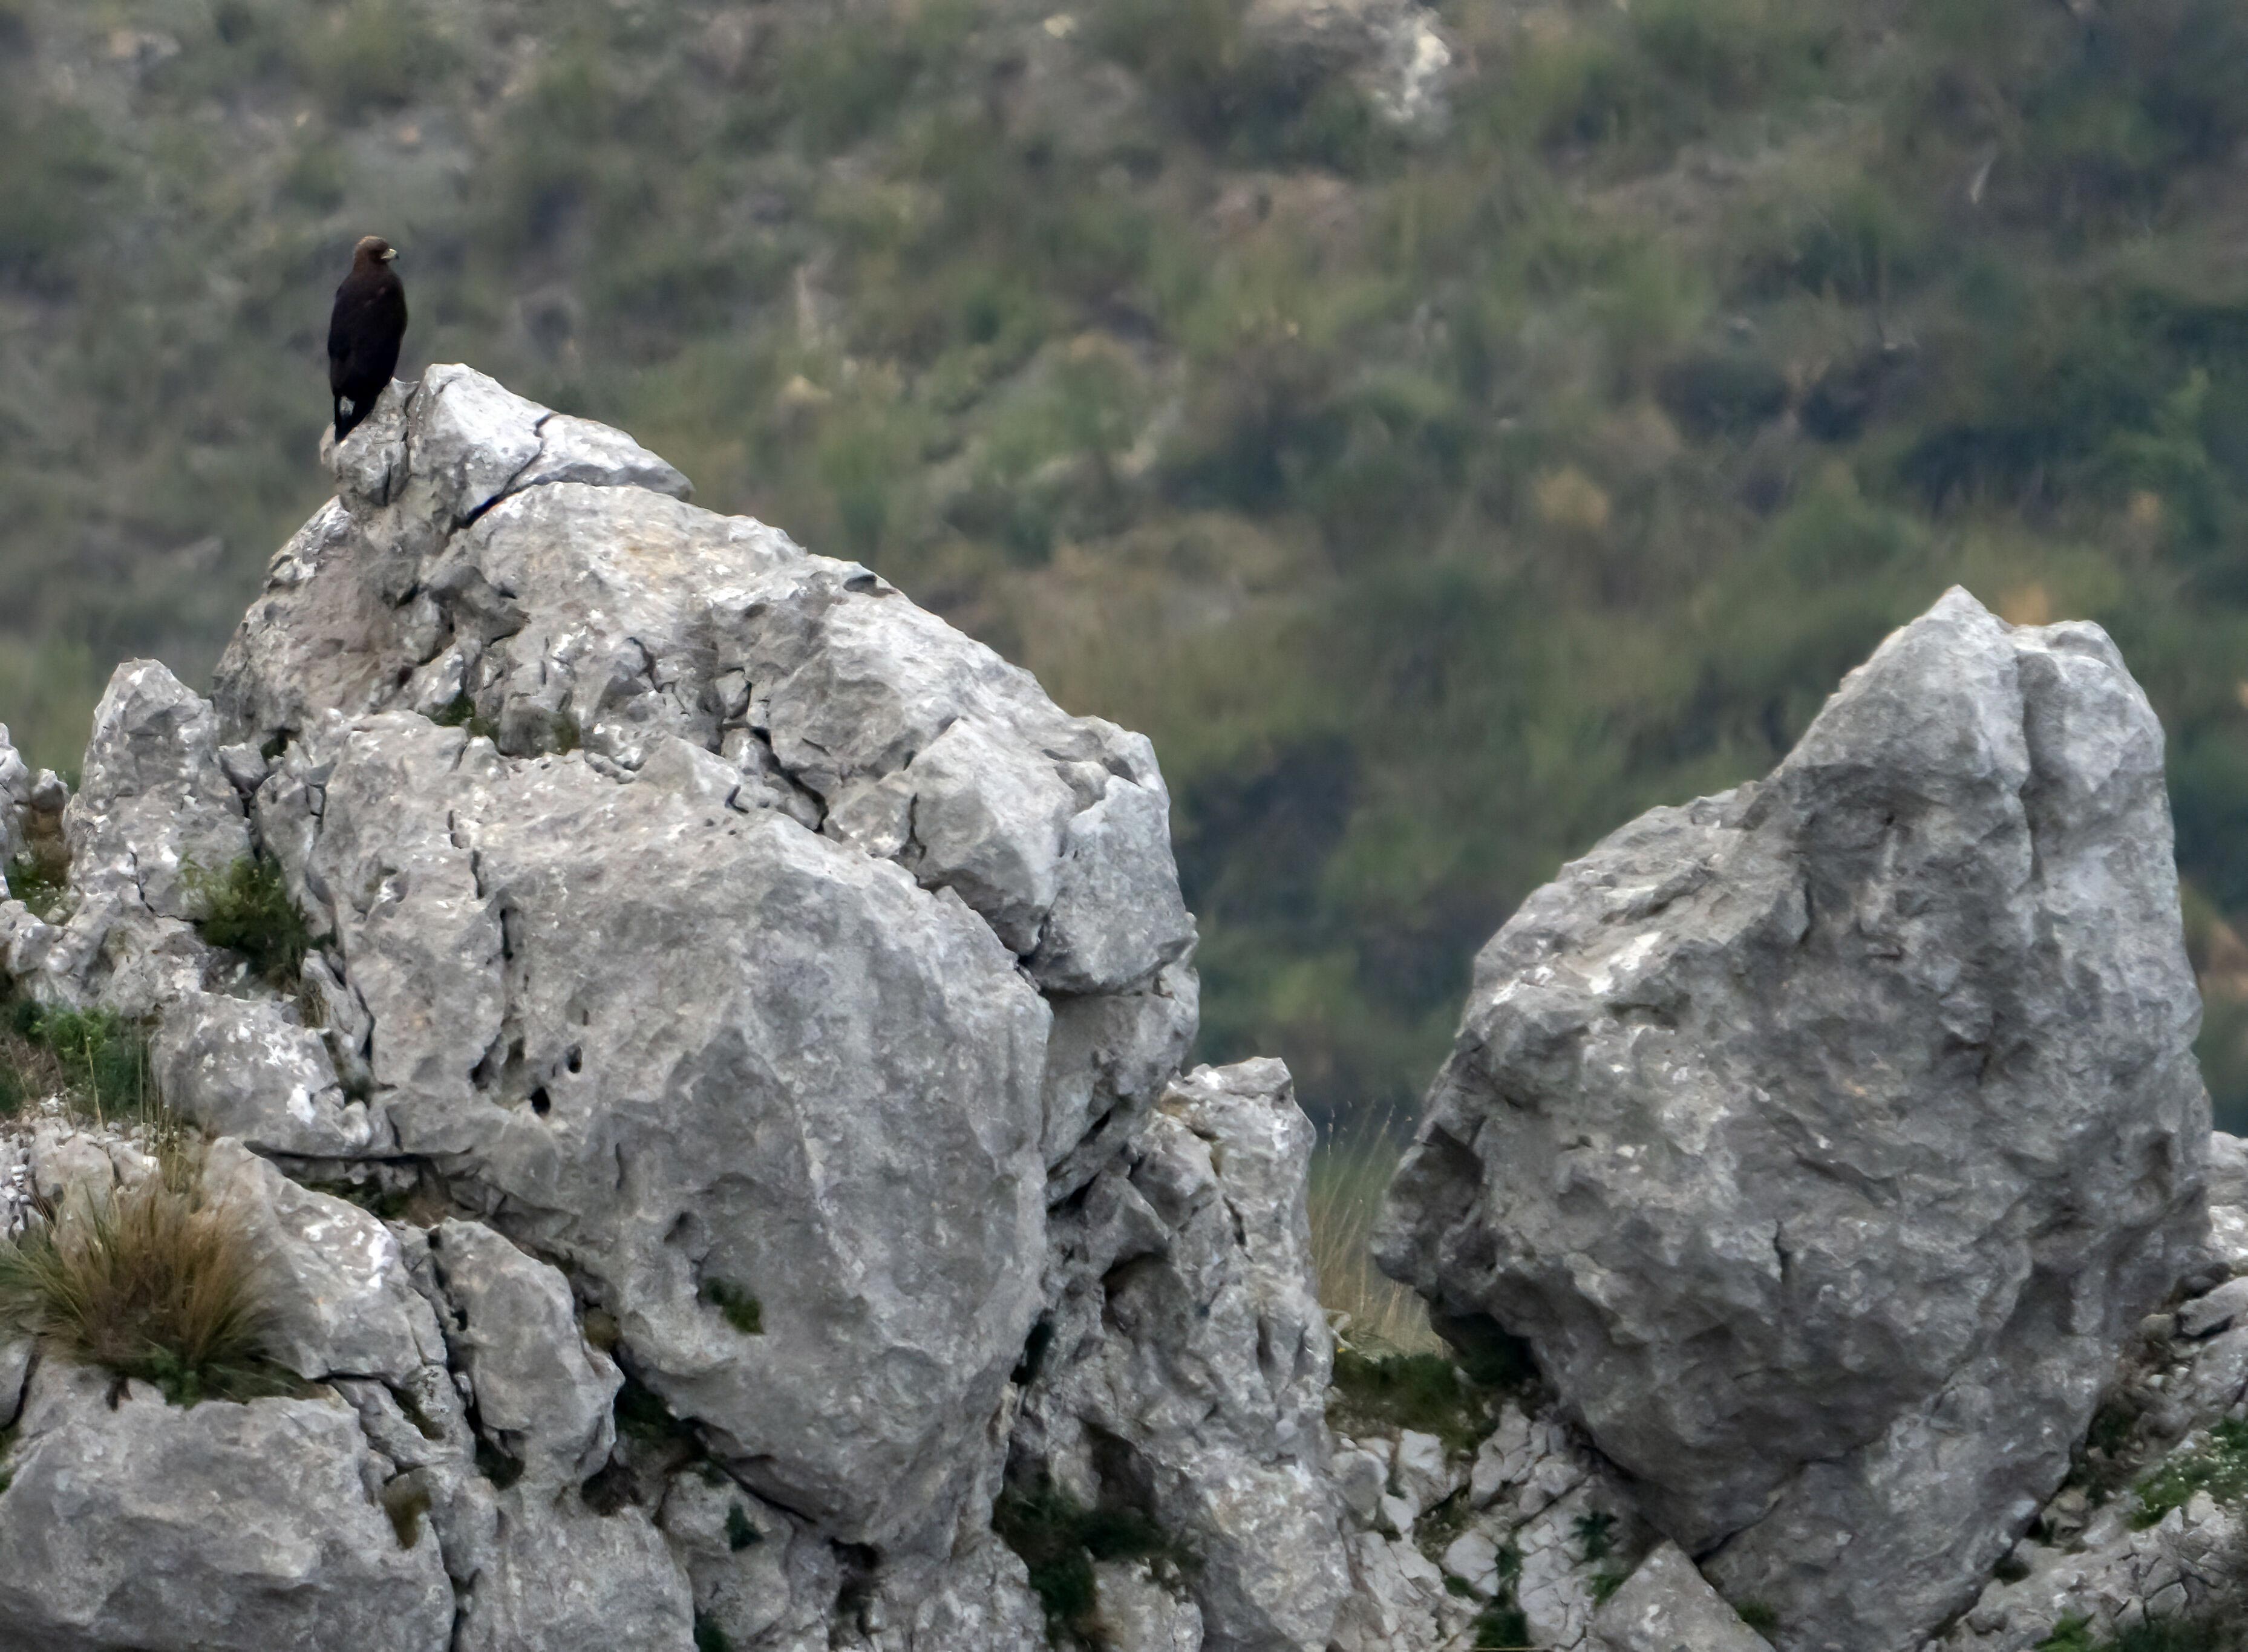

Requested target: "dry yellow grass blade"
[
  {"left": 0, "top": 1144, "right": 287, "bottom": 1404},
  {"left": 1308, "top": 1115, "right": 1443, "bottom": 1357}
]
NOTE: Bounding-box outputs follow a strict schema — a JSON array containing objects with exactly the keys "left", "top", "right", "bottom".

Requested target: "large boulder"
[
  {"left": 1377, "top": 590, "right": 2210, "bottom": 1652},
  {"left": 197, "top": 364, "right": 1201, "bottom": 1552},
  {"left": 0, "top": 1363, "right": 456, "bottom": 1652},
  {"left": 1, "top": 364, "right": 1327, "bottom": 1647}
]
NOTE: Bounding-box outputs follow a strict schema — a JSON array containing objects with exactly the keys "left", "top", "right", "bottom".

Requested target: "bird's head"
[{"left": 353, "top": 235, "right": 400, "bottom": 267}]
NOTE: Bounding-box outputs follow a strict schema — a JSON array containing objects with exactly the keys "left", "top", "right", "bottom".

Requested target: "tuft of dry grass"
[
  {"left": 0, "top": 1144, "right": 292, "bottom": 1405},
  {"left": 1308, "top": 1114, "right": 1443, "bottom": 1357}
]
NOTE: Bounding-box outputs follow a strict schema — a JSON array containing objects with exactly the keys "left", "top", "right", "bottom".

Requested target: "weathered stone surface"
[
  {"left": 155, "top": 990, "right": 380, "bottom": 1158},
  {"left": 456, "top": 1489, "right": 695, "bottom": 1652},
  {"left": 272, "top": 710, "right": 1049, "bottom": 1546},
  {"left": 0, "top": 720, "right": 29, "bottom": 864},
  {"left": 1934, "top": 1170, "right": 2248, "bottom": 1650},
  {"left": 847, "top": 1541, "right": 1052, "bottom": 1652},
  {"left": 0, "top": 364, "right": 1367, "bottom": 1650},
  {"left": 215, "top": 366, "right": 1195, "bottom": 1005},
  {"left": 658, "top": 1473, "right": 819, "bottom": 1650},
  {"left": 204, "top": 1138, "right": 443, "bottom": 1383},
  {"left": 0, "top": 1363, "right": 454, "bottom": 1652},
  {"left": 0, "top": 1331, "right": 29, "bottom": 1426},
  {"left": 1592, "top": 1543, "right": 1773, "bottom": 1652},
  {"left": 1094, "top": 1559, "right": 1206, "bottom": 1652},
  {"left": 1379, "top": 589, "right": 2210, "bottom": 1652},
  {"left": 425, "top": 1217, "right": 620, "bottom": 1487},
  {"left": 66, "top": 658, "right": 249, "bottom": 922},
  {"left": 1016, "top": 1059, "right": 1348, "bottom": 1652}
]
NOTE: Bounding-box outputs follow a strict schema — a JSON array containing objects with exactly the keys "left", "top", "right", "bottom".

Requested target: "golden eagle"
[{"left": 328, "top": 235, "right": 407, "bottom": 442}]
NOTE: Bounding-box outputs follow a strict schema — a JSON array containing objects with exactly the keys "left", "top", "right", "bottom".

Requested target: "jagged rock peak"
[
  {"left": 0, "top": 370, "right": 1355, "bottom": 1652},
  {"left": 1379, "top": 587, "right": 2213, "bottom": 1652}
]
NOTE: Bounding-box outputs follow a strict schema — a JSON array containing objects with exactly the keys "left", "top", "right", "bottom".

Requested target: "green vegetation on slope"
[{"left": 10, "top": 0, "right": 2248, "bottom": 1125}]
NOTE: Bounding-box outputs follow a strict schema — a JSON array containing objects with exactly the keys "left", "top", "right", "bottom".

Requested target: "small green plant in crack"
[
  {"left": 580, "top": 1458, "right": 638, "bottom": 1515},
  {"left": 1738, "top": 1600, "right": 1780, "bottom": 1634},
  {"left": 726, "top": 1501, "right": 762, "bottom": 1551},
  {"left": 693, "top": 1618, "right": 734, "bottom": 1652},
  {"left": 614, "top": 1373, "right": 701, "bottom": 1452},
  {"left": 2132, "top": 1419, "right": 2248, "bottom": 1529},
  {"left": 183, "top": 855, "right": 315, "bottom": 985},
  {"left": 4, "top": 844, "right": 68, "bottom": 921},
  {"left": 1572, "top": 1507, "right": 1617, "bottom": 1563},
  {"left": 1469, "top": 1599, "right": 1531, "bottom": 1650},
  {"left": 429, "top": 694, "right": 499, "bottom": 742},
  {"left": 381, "top": 1475, "right": 432, "bottom": 1548},
  {"left": 475, "top": 1438, "right": 525, "bottom": 1490},
  {"left": 700, "top": 1278, "right": 763, "bottom": 1335},
  {"left": 993, "top": 1475, "right": 1188, "bottom": 1647},
  {"left": 1328, "top": 1350, "right": 1497, "bottom": 1454}
]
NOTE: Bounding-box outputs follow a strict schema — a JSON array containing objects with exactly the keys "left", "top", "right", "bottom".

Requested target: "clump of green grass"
[
  {"left": 2037, "top": 1614, "right": 2241, "bottom": 1651},
  {"left": 993, "top": 1475, "right": 1188, "bottom": 1648},
  {"left": 182, "top": 855, "right": 313, "bottom": 984},
  {"left": 2132, "top": 1419, "right": 2248, "bottom": 1529},
  {"left": 0, "top": 995, "right": 156, "bottom": 1124},
  {"left": 1329, "top": 1349, "right": 1499, "bottom": 1454},
  {"left": 428, "top": 694, "right": 499, "bottom": 742},
  {"left": 1737, "top": 1600, "right": 1780, "bottom": 1634},
  {"left": 0, "top": 1145, "right": 297, "bottom": 1406},
  {"left": 614, "top": 1372, "right": 700, "bottom": 1451},
  {"left": 1573, "top": 1508, "right": 1617, "bottom": 1562},
  {"left": 1470, "top": 1598, "right": 1532, "bottom": 1650},
  {"left": 725, "top": 1501, "right": 761, "bottom": 1551},
  {"left": 699, "top": 1278, "right": 763, "bottom": 1335},
  {"left": 693, "top": 1619, "right": 734, "bottom": 1652}
]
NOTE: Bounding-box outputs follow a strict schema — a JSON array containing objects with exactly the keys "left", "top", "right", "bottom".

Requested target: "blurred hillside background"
[{"left": 8, "top": 0, "right": 2248, "bottom": 1139}]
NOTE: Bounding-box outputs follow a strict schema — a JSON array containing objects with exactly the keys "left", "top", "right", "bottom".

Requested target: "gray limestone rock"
[
  {"left": 1094, "top": 1559, "right": 1206, "bottom": 1652},
  {"left": 1242, "top": 0, "right": 1454, "bottom": 127},
  {"left": 154, "top": 990, "right": 381, "bottom": 1158},
  {"left": 1592, "top": 1544, "right": 1774, "bottom": 1652},
  {"left": 67, "top": 658, "right": 249, "bottom": 923},
  {"left": 282, "top": 711, "right": 1050, "bottom": 1547},
  {"left": 204, "top": 1138, "right": 444, "bottom": 1383},
  {"left": 0, "top": 720, "right": 29, "bottom": 864},
  {"left": 0, "top": 364, "right": 1302, "bottom": 1647},
  {"left": 0, "top": 1363, "right": 455, "bottom": 1652},
  {"left": 1378, "top": 589, "right": 2210, "bottom": 1652},
  {"left": 1015, "top": 1059, "right": 1348, "bottom": 1652},
  {"left": 0, "top": 1332, "right": 29, "bottom": 1428},
  {"left": 658, "top": 1472, "right": 817, "bottom": 1649},
  {"left": 456, "top": 1487, "right": 696, "bottom": 1652},
  {"left": 425, "top": 1217, "right": 621, "bottom": 1488}
]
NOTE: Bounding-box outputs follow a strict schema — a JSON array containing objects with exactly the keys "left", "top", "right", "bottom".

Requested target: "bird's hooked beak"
[{"left": 382, "top": 247, "right": 400, "bottom": 263}]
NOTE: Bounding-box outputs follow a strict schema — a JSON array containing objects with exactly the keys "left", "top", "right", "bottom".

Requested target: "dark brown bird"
[{"left": 328, "top": 235, "right": 407, "bottom": 442}]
